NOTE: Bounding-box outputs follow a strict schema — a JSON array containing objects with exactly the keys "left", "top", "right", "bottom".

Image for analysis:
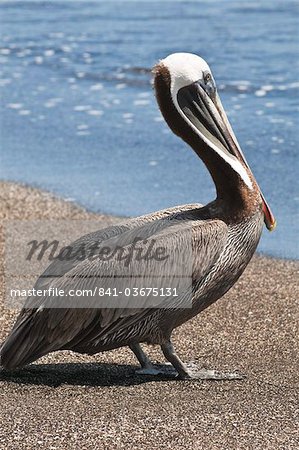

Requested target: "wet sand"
[{"left": 0, "top": 181, "right": 298, "bottom": 450}]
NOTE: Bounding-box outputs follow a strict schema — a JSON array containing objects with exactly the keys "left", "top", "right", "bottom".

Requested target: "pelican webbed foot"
[
  {"left": 177, "top": 364, "right": 245, "bottom": 381},
  {"left": 135, "top": 367, "right": 168, "bottom": 376}
]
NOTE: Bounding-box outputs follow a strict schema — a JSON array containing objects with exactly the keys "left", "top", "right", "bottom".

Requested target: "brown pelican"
[{"left": 0, "top": 53, "right": 275, "bottom": 380}]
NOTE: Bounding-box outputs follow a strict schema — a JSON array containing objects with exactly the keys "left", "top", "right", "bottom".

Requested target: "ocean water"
[{"left": 0, "top": 0, "right": 298, "bottom": 259}]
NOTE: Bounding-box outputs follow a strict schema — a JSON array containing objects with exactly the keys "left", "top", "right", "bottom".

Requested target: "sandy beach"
[{"left": 0, "top": 181, "right": 298, "bottom": 450}]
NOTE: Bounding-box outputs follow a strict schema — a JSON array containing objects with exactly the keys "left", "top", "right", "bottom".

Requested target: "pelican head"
[{"left": 153, "top": 52, "right": 276, "bottom": 231}]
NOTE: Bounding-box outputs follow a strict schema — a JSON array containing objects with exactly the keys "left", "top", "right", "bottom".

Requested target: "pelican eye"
[{"left": 204, "top": 72, "right": 211, "bottom": 83}]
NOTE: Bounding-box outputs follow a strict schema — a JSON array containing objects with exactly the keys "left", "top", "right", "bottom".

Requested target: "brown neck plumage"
[{"left": 153, "top": 64, "right": 261, "bottom": 222}]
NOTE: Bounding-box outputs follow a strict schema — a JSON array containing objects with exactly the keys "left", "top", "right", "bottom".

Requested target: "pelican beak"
[
  {"left": 177, "top": 80, "right": 276, "bottom": 232},
  {"left": 261, "top": 193, "right": 276, "bottom": 231}
]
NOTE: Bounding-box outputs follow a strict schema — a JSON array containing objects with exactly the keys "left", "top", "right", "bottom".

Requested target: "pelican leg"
[
  {"left": 129, "top": 343, "right": 162, "bottom": 375},
  {"left": 161, "top": 340, "right": 244, "bottom": 381},
  {"left": 129, "top": 344, "right": 178, "bottom": 375},
  {"left": 129, "top": 343, "right": 152, "bottom": 369},
  {"left": 161, "top": 340, "right": 190, "bottom": 378}
]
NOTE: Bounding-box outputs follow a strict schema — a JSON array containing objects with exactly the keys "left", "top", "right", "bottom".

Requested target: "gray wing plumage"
[
  {"left": 1, "top": 204, "right": 228, "bottom": 369},
  {"left": 32, "top": 203, "right": 202, "bottom": 287}
]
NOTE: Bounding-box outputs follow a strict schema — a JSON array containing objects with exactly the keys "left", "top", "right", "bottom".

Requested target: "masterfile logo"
[{"left": 4, "top": 219, "right": 193, "bottom": 310}]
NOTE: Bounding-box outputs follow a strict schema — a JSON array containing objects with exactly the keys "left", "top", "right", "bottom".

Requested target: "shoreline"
[
  {"left": 0, "top": 179, "right": 297, "bottom": 262},
  {"left": 0, "top": 180, "right": 298, "bottom": 449}
]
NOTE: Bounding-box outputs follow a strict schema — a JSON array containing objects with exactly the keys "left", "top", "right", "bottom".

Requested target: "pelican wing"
[
  {"left": 35, "top": 203, "right": 202, "bottom": 287},
  {"left": 1, "top": 212, "right": 227, "bottom": 370}
]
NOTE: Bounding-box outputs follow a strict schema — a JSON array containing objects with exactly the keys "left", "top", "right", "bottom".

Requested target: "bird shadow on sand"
[{"left": 0, "top": 362, "right": 178, "bottom": 388}]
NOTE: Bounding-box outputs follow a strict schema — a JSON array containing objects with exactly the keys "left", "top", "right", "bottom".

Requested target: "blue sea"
[{"left": 0, "top": 0, "right": 298, "bottom": 259}]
